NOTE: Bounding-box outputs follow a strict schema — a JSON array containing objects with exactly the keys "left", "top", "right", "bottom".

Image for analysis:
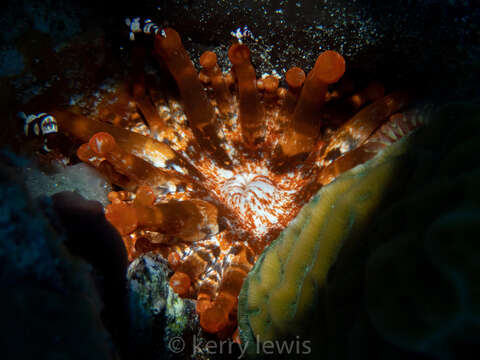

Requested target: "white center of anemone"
[{"left": 221, "top": 172, "right": 283, "bottom": 235}]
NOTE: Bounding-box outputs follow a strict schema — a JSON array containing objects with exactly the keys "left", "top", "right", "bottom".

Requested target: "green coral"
[
  {"left": 238, "top": 103, "right": 480, "bottom": 359},
  {"left": 239, "top": 134, "right": 412, "bottom": 357}
]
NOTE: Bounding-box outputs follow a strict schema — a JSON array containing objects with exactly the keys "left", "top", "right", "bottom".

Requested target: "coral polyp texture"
[
  {"left": 26, "top": 24, "right": 424, "bottom": 337},
  {"left": 238, "top": 137, "right": 411, "bottom": 352}
]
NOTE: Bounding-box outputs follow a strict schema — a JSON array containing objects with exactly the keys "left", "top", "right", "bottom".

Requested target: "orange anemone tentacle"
[
  {"left": 280, "top": 50, "right": 345, "bottom": 158},
  {"left": 228, "top": 43, "right": 265, "bottom": 148},
  {"left": 200, "top": 50, "right": 233, "bottom": 115},
  {"left": 154, "top": 28, "right": 232, "bottom": 168}
]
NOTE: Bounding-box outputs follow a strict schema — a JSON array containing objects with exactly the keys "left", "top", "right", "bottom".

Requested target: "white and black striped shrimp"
[
  {"left": 125, "top": 17, "right": 163, "bottom": 41},
  {"left": 19, "top": 112, "right": 58, "bottom": 153}
]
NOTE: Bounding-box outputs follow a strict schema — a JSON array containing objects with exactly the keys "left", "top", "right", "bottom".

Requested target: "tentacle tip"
[
  {"left": 105, "top": 202, "right": 138, "bottom": 235},
  {"left": 200, "top": 51, "right": 218, "bottom": 69},
  {"left": 89, "top": 132, "right": 116, "bottom": 155},
  {"left": 169, "top": 271, "right": 191, "bottom": 297},
  {"left": 314, "top": 50, "right": 346, "bottom": 84},
  {"left": 76, "top": 143, "right": 93, "bottom": 162},
  {"left": 199, "top": 305, "right": 229, "bottom": 334},
  {"left": 154, "top": 27, "right": 182, "bottom": 54},
  {"left": 263, "top": 75, "right": 280, "bottom": 93},
  {"left": 228, "top": 43, "right": 251, "bottom": 65},
  {"left": 286, "top": 67, "right": 306, "bottom": 89}
]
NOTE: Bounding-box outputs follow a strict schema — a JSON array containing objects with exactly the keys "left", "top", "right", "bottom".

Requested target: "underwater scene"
[{"left": 1, "top": 0, "right": 480, "bottom": 359}]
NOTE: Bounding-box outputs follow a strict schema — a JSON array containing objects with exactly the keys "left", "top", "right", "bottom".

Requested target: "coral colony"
[{"left": 23, "top": 18, "right": 422, "bottom": 339}]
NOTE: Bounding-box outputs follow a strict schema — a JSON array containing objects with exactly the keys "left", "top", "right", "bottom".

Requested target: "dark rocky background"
[{"left": 1, "top": 0, "right": 479, "bottom": 105}]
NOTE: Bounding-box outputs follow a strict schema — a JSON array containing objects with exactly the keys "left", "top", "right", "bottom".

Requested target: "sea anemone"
[{"left": 21, "top": 22, "right": 424, "bottom": 339}]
